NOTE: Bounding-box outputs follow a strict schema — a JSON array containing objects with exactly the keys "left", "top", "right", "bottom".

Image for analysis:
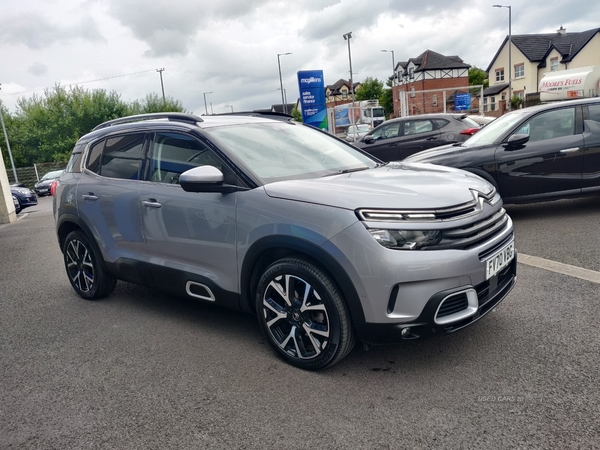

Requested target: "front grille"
[
  {"left": 437, "top": 293, "right": 469, "bottom": 318},
  {"left": 431, "top": 208, "right": 508, "bottom": 250}
]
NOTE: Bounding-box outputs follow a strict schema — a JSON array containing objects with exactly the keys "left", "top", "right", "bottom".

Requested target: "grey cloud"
[
  {"left": 0, "top": 13, "right": 104, "bottom": 49},
  {"left": 107, "top": 0, "right": 274, "bottom": 57},
  {"left": 27, "top": 61, "right": 48, "bottom": 76}
]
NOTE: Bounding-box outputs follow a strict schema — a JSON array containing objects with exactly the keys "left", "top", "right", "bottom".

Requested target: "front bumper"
[{"left": 354, "top": 254, "right": 517, "bottom": 344}]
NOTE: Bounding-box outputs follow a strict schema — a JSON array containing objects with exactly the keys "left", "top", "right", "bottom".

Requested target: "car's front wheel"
[
  {"left": 256, "top": 257, "right": 355, "bottom": 370},
  {"left": 12, "top": 196, "right": 21, "bottom": 214},
  {"left": 63, "top": 230, "right": 117, "bottom": 300}
]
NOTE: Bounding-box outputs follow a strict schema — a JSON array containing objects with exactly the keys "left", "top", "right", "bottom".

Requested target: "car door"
[
  {"left": 138, "top": 131, "right": 238, "bottom": 306},
  {"left": 582, "top": 102, "right": 600, "bottom": 194},
  {"left": 395, "top": 119, "right": 442, "bottom": 159},
  {"left": 494, "top": 106, "right": 584, "bottom": 200},
  {"left": 359, "top": 120, "right": 403, "bottom": 161},
  {"left": 76, "top": 132, "right": 146, "bottom": 262}
]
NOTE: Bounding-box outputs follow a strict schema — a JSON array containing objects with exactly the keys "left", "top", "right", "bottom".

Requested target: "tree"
[
  {"left": 379, "top": 77, "right": 394, "bottom": 118},
  {"left": 469, "top": 67, "right": 489, "bottom": 89},
  {"left": 354, "top": 77, "right": 384, "bottom": 101},
  {"left": 127, "top": 93, "right": 187, "bottom": 115},
  {"left": 290, "top": 105, "right": 302, "bottom": 122},
  {"left": 3, "top": 86, "right": 188, "bottom": 166}
]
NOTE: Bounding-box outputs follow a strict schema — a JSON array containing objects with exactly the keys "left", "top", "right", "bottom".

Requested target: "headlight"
[
  {"left": 368, "top": 229, "right": 441, "bottom": 250},
  {"left": 17, "top": 188, "right": 31, "bottom": 195}
]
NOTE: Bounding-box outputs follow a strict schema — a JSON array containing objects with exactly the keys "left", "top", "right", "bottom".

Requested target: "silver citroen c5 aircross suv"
[{"left": 54, "top": 113, "right": 517, "bottom": 370}]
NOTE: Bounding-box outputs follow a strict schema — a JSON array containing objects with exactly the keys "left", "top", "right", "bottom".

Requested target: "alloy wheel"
[
  {"left": 65, "top": 239, "right": 95, "bottom": 293},
  {"left": 262, "top": 274, "right": 330, "bottom": 359}
]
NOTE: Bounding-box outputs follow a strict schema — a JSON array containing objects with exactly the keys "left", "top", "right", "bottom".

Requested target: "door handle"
[
  {"left": 142, "top": 199, "right": 162, "bottom": 209},
  {"left": 82, "top": 193, "right": 98, "bottom": 201},
  {"left": 426, "top": 136, "right": 439, "bottom": 140},
  {"left": 559, "top": 147, "right": 579, "bottom": 154}
]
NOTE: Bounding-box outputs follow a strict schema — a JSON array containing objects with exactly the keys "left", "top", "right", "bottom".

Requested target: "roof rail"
[
  {"left": 92, "top": 113, "right": 204, "bottom": 131},
  {"left": 213, "top": 111, "right": 295, "bottom": 121}
]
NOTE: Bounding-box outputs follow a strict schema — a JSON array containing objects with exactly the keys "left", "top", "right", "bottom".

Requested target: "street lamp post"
[
  {"left": 381, "top": 49, "right": 395, "bottom": 85},
  {"left": 493, "top": 4, "right": 512, "bottom": 110},
  {"left": 343, "top": 32, "right": 354, "bottom": 105},
  {"left": 225, "top": 105, "right": 234, "bottom": 113},
  {"left": 203, "top": 92, "right": 213, "bottom": 115},
  {"left": 277, "top": 52, "right": 292, "bottom": 114}
]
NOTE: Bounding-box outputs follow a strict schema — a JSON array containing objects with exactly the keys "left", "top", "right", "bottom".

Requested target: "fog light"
[{"left": 401, "top": 327, "right": 410, "bottom": 337}]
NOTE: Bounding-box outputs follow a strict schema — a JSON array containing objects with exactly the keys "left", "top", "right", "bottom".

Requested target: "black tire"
[
  {"left": 256, "top": 257, "right": 355, "bottom": 370},
  {"left": 63, "top": 230, "right": 117, "bottom": 300},
  {"left": 13, "top": 196, "right": 21, "bottom": 214}
]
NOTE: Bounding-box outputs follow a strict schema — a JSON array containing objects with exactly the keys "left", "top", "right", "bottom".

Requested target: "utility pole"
[
  {"left": 343, "top": 32, "right": 355, "bottom": 106},
  {"left": 0, "top": 84, "right": 18, "bottom": 183},
  {"left": 156, "top": 68, "right": 166, "bottom": 105}
]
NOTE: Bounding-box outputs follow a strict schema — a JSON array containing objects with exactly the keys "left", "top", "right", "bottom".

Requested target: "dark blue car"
[{"left": 10, "top": 184, "right": 38, "bottom": 212}]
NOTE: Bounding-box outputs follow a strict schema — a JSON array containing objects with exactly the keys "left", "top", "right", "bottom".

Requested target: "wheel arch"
[{"left": 240, "top": 236, "right": 366, "bottom": 323}]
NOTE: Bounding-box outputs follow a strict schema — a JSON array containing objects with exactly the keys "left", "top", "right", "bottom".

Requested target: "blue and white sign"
[
  {"left": 297, "top": 70, "right": 327, "bottom": 130},
  {"left": 454, "top": 93, "right": 471, "bottom": 111}
]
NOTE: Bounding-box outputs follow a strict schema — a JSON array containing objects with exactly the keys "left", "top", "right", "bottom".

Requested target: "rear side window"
[
  {"left": 85, "top": 133, "right": 145, "bottom": 179},
  {"left": 516, "top": 108, "right": 575, "bottom": 142},
  {"left": 460, "top": 117, "right": 480, "bottom": 129},
  {"left": 433, "top": 119, "right": 450, "bottom": 129}
]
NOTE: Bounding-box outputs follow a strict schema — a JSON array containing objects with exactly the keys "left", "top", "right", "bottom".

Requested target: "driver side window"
[
  {"left": 148, "top": 133, "right": 222, "bottom": 184},
  {"left": 516, "top": 108, "right": 575, "bottom": 143},
  {"left": 371, "top": 122, "right": 400, "bottom": 140}
]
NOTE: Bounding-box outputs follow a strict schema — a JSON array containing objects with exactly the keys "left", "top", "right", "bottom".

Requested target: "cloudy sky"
[{"left": 1, "top": 0, "right": 598, "bottom": 115}]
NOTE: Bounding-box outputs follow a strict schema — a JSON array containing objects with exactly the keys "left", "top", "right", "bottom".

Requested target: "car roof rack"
[
  {"left": 92, "top": 113, "right": 204, "bottom": 131},
  {"left": 212, "top": 111, "right": 295, "bottom": 121}
]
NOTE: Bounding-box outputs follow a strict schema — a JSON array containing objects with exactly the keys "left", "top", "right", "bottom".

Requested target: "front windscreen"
[
  {"left": 206, "top": 122, "right": 378, "bottom": 183},
  {"left": 462, "top": 109, "right": 529, "bottom": 147}
]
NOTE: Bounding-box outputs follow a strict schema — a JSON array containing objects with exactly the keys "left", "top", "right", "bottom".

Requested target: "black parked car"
[
  {"left": 11, "top": 184, "right": 38, "bottom": 211},
  {"left": 353, "top": 113, "right": 480, "bottom": 161},
  {"left": 404, "top": 97, "right": 600, "bottom": 204},
  {"left": 34, "top": 170, "right": 64, "bottom": 196}
]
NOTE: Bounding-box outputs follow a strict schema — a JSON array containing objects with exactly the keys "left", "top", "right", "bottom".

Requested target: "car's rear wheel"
[
  {"left": 256, "top": 257, "right": 355, "bottom": 370},
  {"left": 63, "top": 230, "right": 117, "bottom": 300}
]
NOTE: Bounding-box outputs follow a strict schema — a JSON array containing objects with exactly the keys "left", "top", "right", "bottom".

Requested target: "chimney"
[{"left": 557, "top": 26, "right": 566, "bottom": 35}]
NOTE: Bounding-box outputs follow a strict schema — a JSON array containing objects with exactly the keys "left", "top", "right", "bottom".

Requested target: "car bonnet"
[{"left": 263, "top": 162, "right": 494, "bottom": 210}]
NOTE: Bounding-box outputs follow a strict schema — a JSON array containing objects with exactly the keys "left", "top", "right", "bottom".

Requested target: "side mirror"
[
  {"left": 362, "top": 135, "right": 374, "bottom": 144},
  {"left": 179, "top": 166, "right": 239, "bottom": 193},
  {"left": 503, "top": 133, "right": 530, "bottom": 150}
]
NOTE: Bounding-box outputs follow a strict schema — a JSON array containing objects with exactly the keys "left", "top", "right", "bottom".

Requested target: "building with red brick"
[{"left": 393, "top": 50, "right": 472, "bottom": 117}]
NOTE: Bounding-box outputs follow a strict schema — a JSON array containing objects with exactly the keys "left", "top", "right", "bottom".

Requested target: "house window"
[
  {"left": 410, "top": 87, "right": 415, "bottom": 98},
  {"left": 551, "top": 58, "right": 558, "bottom": 71},
  {"left": 342, "top": 90, "right": 348, "bottom": 100},
  {"left": 514, "top": 64, "right": 524, "bottom": 78},
  {"left": 432, "top": 94, "right": 438, "bottom": 107},
  {"left": 501, "top": 93, "right": 506, "bottom": 101},
  {"left": 495, "top": 69, "right": 504, "bottom": 82},
  {"left": 409, "top": 68, "right": 414, "bottom": 80},
  {"left": 490, "top": 96, "right": 496, "bottom": 111},
  {"left": 483, "top": 97, "right": 488, "bottom": 112}
]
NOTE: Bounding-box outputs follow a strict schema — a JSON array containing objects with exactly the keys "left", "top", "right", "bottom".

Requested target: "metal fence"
[{"left": 7, "top": 162, "right": 66, "bottom": 189}]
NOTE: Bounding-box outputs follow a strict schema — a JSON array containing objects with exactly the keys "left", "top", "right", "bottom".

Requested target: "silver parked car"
[{"left": 54, "top": 113, "right": 516, "bottom": 370}]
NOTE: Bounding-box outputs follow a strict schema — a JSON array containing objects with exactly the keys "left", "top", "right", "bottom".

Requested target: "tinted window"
[
  {"left": 433, "top": 119, "right": 449, "bottom": 129},
  {"left": 588, "top": 104, "right": 600, "bottom": 123},
  {"left": 516, "top": 108, "right": 575, "bottom": 142},
  {"left": 148, "top": 133, "right": 221, "bottom": 184},
  {"left": 101, "top": 134, "right": 145, "bottom": 179},
  {"left": 87, "top": 141, "right": 104, "bottom": 173},
  {"left": 86, "top": 134, "right": 145, "bottom": 179}
]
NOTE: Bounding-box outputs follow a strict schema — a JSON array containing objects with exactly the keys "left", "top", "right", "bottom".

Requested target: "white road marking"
[{"left": 519, "top": 253, "right": 600, "bottom": 285}]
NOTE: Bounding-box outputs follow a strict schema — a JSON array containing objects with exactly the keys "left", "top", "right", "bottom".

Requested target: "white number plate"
[{"left": 486, "top": 241, "right": 515, "bottom": 280}]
